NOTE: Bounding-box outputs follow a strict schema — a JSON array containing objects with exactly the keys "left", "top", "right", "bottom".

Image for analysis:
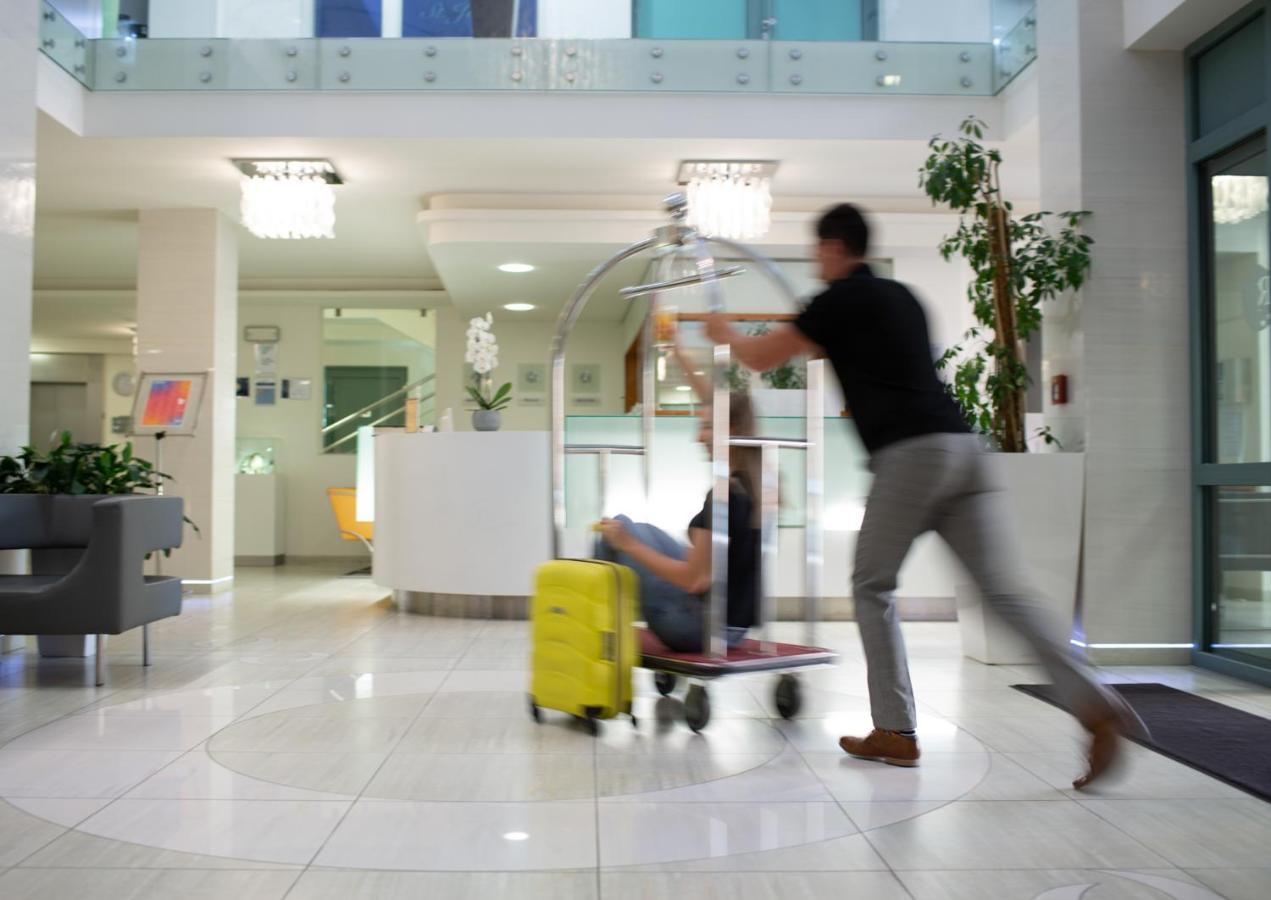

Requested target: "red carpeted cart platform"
[{"left": 639, "top": 627, "right": 837, "bottom": 731}]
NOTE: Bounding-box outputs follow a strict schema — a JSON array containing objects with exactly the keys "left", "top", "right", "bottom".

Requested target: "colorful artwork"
[
  {"left": 141, "top": 379, "right": 193, "bottom": 428},
  {"left": 130, "top": 373, "right": 207, "bottom": 436}
]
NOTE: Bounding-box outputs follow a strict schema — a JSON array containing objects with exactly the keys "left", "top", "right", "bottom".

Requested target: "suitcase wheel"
[
  {"left": 685, "top": 684, "right": 711, "bottom": 733},
  {"left": 528, "top": 696, "right": 541, "bottom": 724},
  {"left": 574, "top": 713, "right": 601, "bottom": 737},
  {"left": 653, "top": 672, "right": 678, "bottom": 697},
  {"left": 775, "top": 674, "right": 802, "bottom": 720}
]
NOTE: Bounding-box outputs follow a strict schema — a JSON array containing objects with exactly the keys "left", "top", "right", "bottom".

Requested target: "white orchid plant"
[{"left": 465, "top": 313, "right": 512, "bottom": 412}]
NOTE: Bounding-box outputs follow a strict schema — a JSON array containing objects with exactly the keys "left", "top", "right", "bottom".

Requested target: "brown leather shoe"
[
  {"left": 839, "top": 729, "right": 921, "bottom": 768},
  {"left": 1072, "top": 693, "right": 1148, "bottom": 791}
]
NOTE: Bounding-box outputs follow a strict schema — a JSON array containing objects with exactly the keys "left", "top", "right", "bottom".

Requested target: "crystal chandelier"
[
  {"left": 678, "top": 160, "right": 777, "bottom": 240},
  {"left": 1212, "top": 175, "right": 1268, "bottom": 226},
  {"left": 234, "top": 159, "right": 341, "bottom": 239}
]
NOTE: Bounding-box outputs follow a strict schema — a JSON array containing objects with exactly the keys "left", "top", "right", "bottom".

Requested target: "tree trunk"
[{"left": 988, "top": 204, "right": 1026, "bottom": 452}]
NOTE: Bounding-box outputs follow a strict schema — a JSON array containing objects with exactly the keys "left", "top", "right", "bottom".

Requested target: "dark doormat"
[
  {"left": 344, "top": 566, "right": 372, "bottom": 576},
  {"left": 1013, "top": 682, "right": 1271, "bottom": 802}
]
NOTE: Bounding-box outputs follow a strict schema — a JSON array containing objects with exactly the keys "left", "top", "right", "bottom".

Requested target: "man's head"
[{"left": 815, "top": 203, "right": 869, "bottom": 282}]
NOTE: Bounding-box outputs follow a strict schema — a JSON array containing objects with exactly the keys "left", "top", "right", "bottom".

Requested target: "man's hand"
[{"left": 704, "top": 313, "right": 733, "bottom": 346}]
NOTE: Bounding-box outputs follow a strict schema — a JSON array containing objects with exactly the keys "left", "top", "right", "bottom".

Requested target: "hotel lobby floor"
[{"left": 0, "top": 562, "right": 1269, "bottom": 899}]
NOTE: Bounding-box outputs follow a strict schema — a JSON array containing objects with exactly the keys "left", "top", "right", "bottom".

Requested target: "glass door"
[{"left": 1202, "top": 135, "right": 1271, "bottom": 668}]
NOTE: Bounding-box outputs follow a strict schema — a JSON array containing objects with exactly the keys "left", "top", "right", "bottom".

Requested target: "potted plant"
[
  {"left": 920, "top": 116, "right": 1094, "bottom": 663},
  {"left": 465, "top": 313, "right": 513, "bottom": 431},
  {"left": 0, "top": 432, "right": 197, "bottom": 656}
]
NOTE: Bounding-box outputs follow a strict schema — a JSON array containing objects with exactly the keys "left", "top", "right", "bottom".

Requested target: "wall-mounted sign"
[
  {"left": 518, "top": 363, "right": 546, "bottom": 395},
  {"left": 571, "top": 364, "right": 600, "bottom": 395},
  {"left": 254, "top": 379, "right": 277, "bottom": 406},
  {"left": 282, "top": 378, "right": 312, "bottom": 401},
  {"left": 253, "top": 343, "right": 278, "bottom": 376},
  {"left": 243, "top": 325, "right": 281, "bottom": 343}
]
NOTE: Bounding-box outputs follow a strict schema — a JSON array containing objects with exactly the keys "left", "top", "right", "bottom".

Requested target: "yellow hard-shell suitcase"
[{"left": 529, "top": 559, "right": 638, "bottom": 733}]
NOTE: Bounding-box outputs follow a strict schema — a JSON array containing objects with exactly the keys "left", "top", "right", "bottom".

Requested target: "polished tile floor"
[{"left": 1, "top": 562, "right": 1270, "bottom": 899}]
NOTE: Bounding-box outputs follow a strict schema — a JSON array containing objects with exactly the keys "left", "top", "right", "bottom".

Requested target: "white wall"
[
  {"left": 1123, "top": 0, "right": 1252, "bottom": 50},
  {"left": 219, "top": 0, "right": 314, "bottom": 39},
  {"left": 147, "top": 1, "right": 217, "bottom": 38},
  {"left": 237, "top": 302, "right": 359, "bottom": 559},
  {"left": 881, "top": 0, "right": 991, "bottom": 43},
  {"left": 434, "top": 307, "right": 628, "bottom": 431},
  {"left": 102, "top": 353, "right": 135, "bottom": 443},
  {"left": 539, "top": 0, "right": 632, "bottom": 38}
]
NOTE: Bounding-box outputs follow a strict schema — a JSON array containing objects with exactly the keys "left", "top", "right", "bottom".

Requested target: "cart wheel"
[
  {"left": 775, "top": 674, "right": 802, "bottom": 720},
  {"left": 528, "top": 696, "right": 541, "bottom": 724},
  {"left": 584, "top": 715, "right": 601, "bottom": 737},
  {"left": 654, "top": 672, "right": 678, "bottom": 697},
  {"left": 685, "top": 685, "right": 711, "bottom": 733}
]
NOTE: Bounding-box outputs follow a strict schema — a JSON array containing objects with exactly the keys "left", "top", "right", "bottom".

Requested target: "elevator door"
[{"left": 29, "top": 382, "right": 91, "bottom": 448}]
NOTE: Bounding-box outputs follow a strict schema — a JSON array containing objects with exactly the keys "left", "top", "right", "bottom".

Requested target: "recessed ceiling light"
[
  {"left": 503, "top": 831, "right": 530, "bottom": 842},
  {"left": 503, "top": 303, "right": 536, "bottom": 312},
  {"left": 675, "top": 385, "right": 693, "bottom": 392},
  {"left": 498, "top": 263, "right": 535, "bottom": 274}
]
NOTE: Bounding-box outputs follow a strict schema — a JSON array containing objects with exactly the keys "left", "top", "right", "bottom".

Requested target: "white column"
[
  {"left": 1038, "top": 0, "right": 1192, "bottom": 663},
  {"left": 136, "top": 211, "right": 238, "bottom": 592},
  {"left": 0, "top": 0, "right": 38, "bottom": 602}
]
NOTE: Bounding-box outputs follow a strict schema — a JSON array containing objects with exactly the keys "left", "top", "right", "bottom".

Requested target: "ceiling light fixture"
[
  {"left": 503, "top": 303, "right": 536, "bottom": 312},
  {"left": 233, "top": 158, "right": 341, "bottom": 240},
  {"left": 677, "top": 160, "right": 777, "bottom": 240},
  {"left": 498, "top": 263, "right": 535, "bottom": 274}
]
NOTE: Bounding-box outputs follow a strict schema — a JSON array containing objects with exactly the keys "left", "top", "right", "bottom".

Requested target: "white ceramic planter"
[{"left": 956, "top": 452, "right": 1085, "bottom": 665}]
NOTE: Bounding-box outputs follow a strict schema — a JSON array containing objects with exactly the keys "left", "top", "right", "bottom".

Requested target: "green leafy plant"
[
  {"left": 467, "top": 374, "right": 512, "bottom": 412},
  {"left": 749, "top": 324, "right": 807, "bottom": 390},
  {"left": 0, "top": 433, "right": 166, "bottom": 495},
  {"left": 0, "top": 432, "right": 201, "bottom": 549},
  {"left": 726, "top": 362, "right": 751, "bottom": 392},
  {"left": 920, "top": 116, "right": 1094, "bottom": 452}
]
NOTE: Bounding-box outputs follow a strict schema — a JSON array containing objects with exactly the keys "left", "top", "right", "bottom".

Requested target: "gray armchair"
[{"left": 0, "top": 495, "right": 184, "bottom": 685}]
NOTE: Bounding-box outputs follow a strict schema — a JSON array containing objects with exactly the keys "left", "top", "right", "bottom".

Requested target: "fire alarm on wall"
[{"left": 1051, "top": 374, "right": 1069, "bottom": 405}]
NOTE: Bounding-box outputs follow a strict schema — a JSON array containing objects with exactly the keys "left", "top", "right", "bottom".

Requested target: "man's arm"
[{"left": 703, "top": 315, "right": 821, "bottom": 373}]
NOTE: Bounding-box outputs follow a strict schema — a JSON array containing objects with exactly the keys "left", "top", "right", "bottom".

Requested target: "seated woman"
[{"left": 596, "top": 342, "right": 762, "bottom": 653}]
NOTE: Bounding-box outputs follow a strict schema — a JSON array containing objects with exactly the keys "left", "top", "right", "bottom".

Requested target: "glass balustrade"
[{"left": 39, "top": 1, "right": 1037, "bottom": 96}]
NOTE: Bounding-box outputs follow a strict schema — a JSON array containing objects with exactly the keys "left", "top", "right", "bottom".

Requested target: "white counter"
[{"left": 372, "top": 431, "right": 552, "bottom": 600}]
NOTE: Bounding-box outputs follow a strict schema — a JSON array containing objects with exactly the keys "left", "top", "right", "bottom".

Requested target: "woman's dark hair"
[
  {"left": 816, "top": 203, "right": 870, "bottom": 257},
  {"left": 728, "top": 392, "right": 762, "bottom": 529}
]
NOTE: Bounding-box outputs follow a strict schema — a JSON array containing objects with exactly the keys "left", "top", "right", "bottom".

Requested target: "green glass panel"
[
  {"left": 773, "top": 0, "right": 861, "bottom": 42},
  {"left": 634, "top": 0, "right": 748, "bottom": 40},
  {"left": 1196, "top": 13, "right": 1266, "bottom": 139},
  {"left": 1211, "top": 484, "right": 1271, "bottom": 666}
]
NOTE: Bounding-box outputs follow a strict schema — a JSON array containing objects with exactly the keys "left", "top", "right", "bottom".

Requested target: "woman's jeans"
[{"left": 595, "top": 515, "right": 746, "bottom": 654}]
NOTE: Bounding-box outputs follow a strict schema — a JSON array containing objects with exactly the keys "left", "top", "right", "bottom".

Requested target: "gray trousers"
[{"left": 854, "top": 432, "right": 1113, "bottom": 732}]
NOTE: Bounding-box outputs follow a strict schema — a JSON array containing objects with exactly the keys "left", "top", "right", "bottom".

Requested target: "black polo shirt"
[{"left": 793, "top": 264, "right": 970, "bottom": 455}]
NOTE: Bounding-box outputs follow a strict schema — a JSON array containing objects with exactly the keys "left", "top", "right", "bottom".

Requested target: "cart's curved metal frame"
[{"left": 547, "top": 195, "right": 834, "bottom": 728}]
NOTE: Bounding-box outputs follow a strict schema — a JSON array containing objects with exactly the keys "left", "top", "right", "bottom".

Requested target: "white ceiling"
[{"left": 30, "top": 107, "right": 1041, "bottom": 343}]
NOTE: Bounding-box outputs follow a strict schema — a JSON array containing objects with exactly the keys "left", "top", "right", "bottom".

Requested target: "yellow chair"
[{"left": 326, "top": 487, "right": 374, "bottom": 553}]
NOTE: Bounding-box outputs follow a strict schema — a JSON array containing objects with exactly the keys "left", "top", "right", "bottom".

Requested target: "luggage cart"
[{"left": 548, "top": 194, "right": 837, "bottom": 732}]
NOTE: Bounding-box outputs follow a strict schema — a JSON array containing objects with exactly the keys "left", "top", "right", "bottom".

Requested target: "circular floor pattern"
[{"left": 1, "top": 673, "right": 1010, "bottom": 870}]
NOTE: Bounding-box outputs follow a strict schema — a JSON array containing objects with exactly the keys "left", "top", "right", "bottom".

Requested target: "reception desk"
[
  {"left": 371, "top": 421, "right": 967, "bottom": 621},
  {"left": 373, "top": 431, "right": 553, "bottom": 617}
]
